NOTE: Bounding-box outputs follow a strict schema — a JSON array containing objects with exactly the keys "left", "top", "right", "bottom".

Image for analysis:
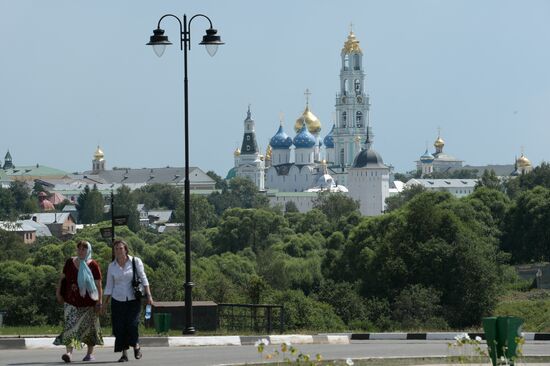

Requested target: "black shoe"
[
  {"left": 134, "top": 346, "right": 142, "bottom": 359},
  {"left": 118, "top": 355, "right": 129, "bottom": 362}
]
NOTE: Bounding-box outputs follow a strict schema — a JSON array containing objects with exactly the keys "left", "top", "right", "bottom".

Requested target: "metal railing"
[{"left": 217, "top": 303, "right": 284, "bottom": 334}]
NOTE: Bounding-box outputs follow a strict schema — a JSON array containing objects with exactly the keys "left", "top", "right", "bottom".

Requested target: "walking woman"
[
  {"left": 54, "top": 240, "right": 104, "bottom": 362},
  {"left": 104, "top": 239, "right": 153, "bottom": 362}
]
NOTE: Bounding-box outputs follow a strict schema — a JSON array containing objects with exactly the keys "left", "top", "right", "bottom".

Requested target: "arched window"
[
  {"left": 344, "top": 79, "right": 349, "bottom": 95},
  {"left": 354, "top": 79, "right": 361, "bottom": 94},
  {"left": 354, "top": 54, "right": 360, "bottom": 70},
  {"left": 342, "top": 112, "right": 347, "bottom": 128},
  {"left": 356, "top": 111, "right": 363, "bottom": 128},
  {"left": 344, "top": 55, "right": 349, "bottom": 70}
]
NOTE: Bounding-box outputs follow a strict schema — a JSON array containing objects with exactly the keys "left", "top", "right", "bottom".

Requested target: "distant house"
[
  {"left": 30, "top": 212, "right": 76, "bottom": 239},
  {"left": 405, "top": 178, "right": 477, "bottom": 198},
  {"left": 137, "top": 204, "right": 174, "bottom": 227},
  {"left": 0, "top": 220, "right": 52, "bottom": 244}
]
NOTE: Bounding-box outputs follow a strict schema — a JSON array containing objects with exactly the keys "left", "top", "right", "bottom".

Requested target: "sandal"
[
  {"left": 118, "top": 354, "right": 129, "bottom": 362},
  {"left": 134, "top": 346, "right": 142, "bottom": 359},
  {"left": 61, "top": 353, "right": 71, "bottom": 363}
]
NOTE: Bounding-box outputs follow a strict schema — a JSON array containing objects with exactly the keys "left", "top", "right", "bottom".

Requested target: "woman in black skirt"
[{"left": 104, "top": 240, "right": 153, "bottom": 362}]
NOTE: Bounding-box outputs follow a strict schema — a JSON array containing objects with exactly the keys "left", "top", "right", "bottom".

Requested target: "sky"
[{"left": 0, "top": 0, "right": 549, "bottom": 177}]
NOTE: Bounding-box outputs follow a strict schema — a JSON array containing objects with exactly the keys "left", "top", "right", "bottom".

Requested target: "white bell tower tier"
[{"left": 333, "top": 29, "right": 370, "bottom": 168}]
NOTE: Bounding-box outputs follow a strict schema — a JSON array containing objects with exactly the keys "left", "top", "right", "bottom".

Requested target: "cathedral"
[
  {"left": 416, "top": 131, "right": 464, "bottom": 177},
  {"left": 232, "top": 30, "right": 390, "bottom": 216}
]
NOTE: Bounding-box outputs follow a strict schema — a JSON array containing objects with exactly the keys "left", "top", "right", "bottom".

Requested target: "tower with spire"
[
  {"left": 3, "top": 150, "right": 14, "bottom": 170},
  {"left": 235, "top": 106, "right": 265, "bottom": 190},
  {"left": 333, "top": 27, "right": 370, "bottom": 177},
  {"left": 92, "top": 146, "right": 105, "bottom": 174}
]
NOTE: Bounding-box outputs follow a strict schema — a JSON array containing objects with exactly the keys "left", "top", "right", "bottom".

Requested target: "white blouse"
[{"left": 104, "top": 256, "right": 150, "bottom": 302}]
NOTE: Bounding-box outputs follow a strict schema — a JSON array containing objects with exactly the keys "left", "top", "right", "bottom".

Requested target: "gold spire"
[
  {"left": 294, "top": 89, "right": 322, "bottom": 134},
  {"left": 342, "top": 30, "right": 362, "bottom": 54},
  {"left": 94, "top": 145, "right": 104, "bottom": 161},
  {"left": 517, "top": 152, "right": 531, "bottom": 167},
  {"left": 434, "top": 128, "right": 445, "bottom": 149},
  {"left": 266, "top": 145, "right": 272, "bottom": 160},
  {"left": 234, "top": 147, "right": 241, "bottom": 157}
]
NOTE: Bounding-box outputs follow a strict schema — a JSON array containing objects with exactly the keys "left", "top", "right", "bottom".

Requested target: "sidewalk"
[{"left": 1, "top": 332, "right": 550, "bottom": 350}]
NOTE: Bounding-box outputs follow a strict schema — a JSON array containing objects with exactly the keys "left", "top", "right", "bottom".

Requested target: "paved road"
[{"left": 2, "top": 341, "right": 550, "bottom": 366}]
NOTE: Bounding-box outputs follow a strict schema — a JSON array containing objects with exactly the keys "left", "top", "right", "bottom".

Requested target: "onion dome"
[
  {"left": 234, "top": 147, "right": 241, "bottom": 156},
  {"left": 94, "top": 146, "right": 104, "bottom": 161},
  {"left": 323, "top": 125, "right": 335, "bottom": 148},
  {"left": 434, "top": 136, "right": 445, "bottom": 149},
  {"left": 294, "top": 105, "right": 321, "bottom": 135},
  {"left": 420, "top": 149, "right": 434, "bottom": 163},
  {"left": 269, "top": 124, "right": 293, "bottom": 149},
  {"left": 352, "top": 147, "right": 386, "bottom": 168},
  {"left": 293, "top": 121, "right": 316, "bottom": 148},
  {"left": 517, "top": 153, "right": 531, "bottom": 168},
  {"left": 342, "top": 31, "right": 362, "bottom": 54}
]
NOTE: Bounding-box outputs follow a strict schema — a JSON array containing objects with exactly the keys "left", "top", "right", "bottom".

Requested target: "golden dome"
[
  {"left": 234, "top": 147, "right": 241, "bottom": 157},
  {"left": 266, "top": 145, "right": 272, "bottom": 160},
  {"left": 342, "top": 31, "right": 362, "bottom": 54},
  {"left": 94, "top": 146, "right": 104, "bottom": 161},
  {"left": 294, "top": 106, "right": 322, "bottom": 134},
  {"left": 434, "top": 136, "right": 445, "bottom": 149},
  {"left": 517, "top": 153, "right": 531, "bottom": 167}
]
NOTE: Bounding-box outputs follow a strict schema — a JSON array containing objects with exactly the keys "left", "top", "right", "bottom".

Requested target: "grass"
[{"left": 494, "top": 289, "right": 550, "bottom": 332}]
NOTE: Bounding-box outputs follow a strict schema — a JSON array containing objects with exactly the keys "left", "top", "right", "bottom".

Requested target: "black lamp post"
[{"left": 147, "top": 14, "right": 223, "bottom": 335}]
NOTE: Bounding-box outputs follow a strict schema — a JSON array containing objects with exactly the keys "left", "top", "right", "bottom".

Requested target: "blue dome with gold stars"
[
  {"left": 270, "top": 125, "right": 293, "bottom": 149},
  {"left": 323, "top": 124, "right": 335, "bottom": 148},
  {"left": 293, "top": 122, "right": 316, "bottom": 148}
]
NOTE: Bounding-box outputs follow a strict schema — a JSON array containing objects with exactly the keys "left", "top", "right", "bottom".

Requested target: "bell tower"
[
  {"left": 333, "top": 27, "right": 370, "bottom": 168},
  {"left": 92, "top": 146, "right": 105, "bottom": 173}
]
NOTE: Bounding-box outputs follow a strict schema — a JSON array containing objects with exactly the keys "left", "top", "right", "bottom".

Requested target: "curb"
[
  {"left": 1, "top": 332, "right": 550, "bottom": 350},
  {"left": 349, "top": 332, "right": 550, "bottom": 341}
]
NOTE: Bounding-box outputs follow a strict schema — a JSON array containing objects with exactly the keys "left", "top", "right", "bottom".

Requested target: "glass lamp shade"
[
  {"left": 205, "top": 44, "right": 219, "bottom": 57},
  {"left": 147, "top": 28, "right": 172, "bottom": 57},
  {"left": 152, "top": 44, "right": 167, "bottom": 57},
  {"left": 199, "top": 28, "right": 224, "bottom": 57}
]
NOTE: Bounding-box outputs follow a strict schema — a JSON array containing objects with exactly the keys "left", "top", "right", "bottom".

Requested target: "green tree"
[
  {"left": 312, "top": 192, "right": 359, "bottom": 226},
  {"left": 0, "top": 187, "right": 16, "bottom": 220},
  {"left": 213, "top": 208, "right": 287, "bottom": 253},
  {"left": 502, "top": 186, "right": 550, "bottom": 263},
  {"left": 174, "top": 194, "right": 218, "bottom": 230},
  {"left": 78, "top": 185, "right": 105, "bottom": 224},
  {"left": 112, "top": 186, "right": 140, "bottom": 232},
  {"left": 206, "top": 170, "right": 228, "bottom": 190},
  {"left": 284, "top": 201, "right": 299, "bottom": 213},
  {"left": 475, "top": 169, "right": 502, "bottom": 191},
  {"left": 132, "top": 183, "right": 183, "bottom": 210},
  {"left": 385, "top": 184, "right": 426, "bottom": 212},
  {"left": 9, "top": 181, "right": 36, "bottom": 214}
]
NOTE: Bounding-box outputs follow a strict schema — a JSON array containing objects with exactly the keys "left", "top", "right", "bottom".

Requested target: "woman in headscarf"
[{"left": 54, "top": 240, "right": 104, "bottom": 362}]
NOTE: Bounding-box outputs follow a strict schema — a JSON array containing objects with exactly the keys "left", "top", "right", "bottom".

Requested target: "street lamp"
[{"left": 147, "top": 13, "right": 223, "bottom": 335}]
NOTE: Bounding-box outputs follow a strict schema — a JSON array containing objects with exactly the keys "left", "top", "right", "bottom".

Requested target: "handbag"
[{"left": 132, "top": 257, "right": 144, "bottom": 300}]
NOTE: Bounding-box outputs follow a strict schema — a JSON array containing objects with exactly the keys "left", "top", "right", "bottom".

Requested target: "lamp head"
[
  {"left": 199, "top": 28, "right": 224, "bottom": 57},
  {"left": 147, "top": 28, "right": 172, "bottom": 57}
]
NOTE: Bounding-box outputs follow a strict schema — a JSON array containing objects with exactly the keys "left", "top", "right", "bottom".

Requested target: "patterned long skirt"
[{"left": 54, "top": 303, "right": 103, "bottom": 347}]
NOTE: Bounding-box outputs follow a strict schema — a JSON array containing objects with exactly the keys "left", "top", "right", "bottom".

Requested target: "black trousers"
[{"left": 111, "top": 298, "right": 141, "bottom": 352}]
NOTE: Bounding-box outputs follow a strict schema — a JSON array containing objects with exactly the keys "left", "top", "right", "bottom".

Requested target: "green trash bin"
[
  {"left": 483, "top": 316, "right": 524, "bottom": 366},
  {"left": 154, "top": 313, "right": 171, "bottom": 334}
]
